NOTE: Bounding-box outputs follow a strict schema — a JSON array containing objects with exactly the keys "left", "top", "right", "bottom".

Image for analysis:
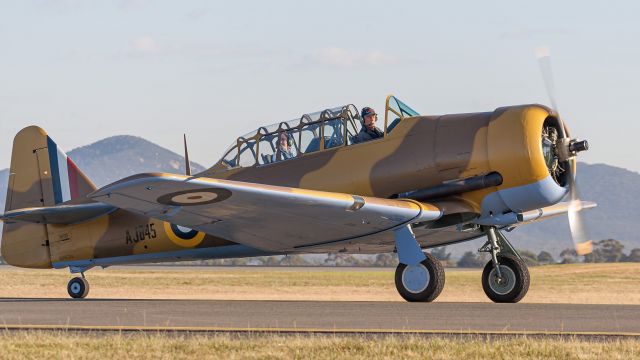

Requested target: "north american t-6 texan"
[{"left": 0, "top": 55, "right": 594, "bottom": 303}]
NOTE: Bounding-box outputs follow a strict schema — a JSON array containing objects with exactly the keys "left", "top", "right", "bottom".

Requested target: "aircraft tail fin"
[
  {"left": 2, "top": 126, "right": 95, "bottom": 268},
  {"left": 4, "top": 126, "right": 96, "bottom": 212}
]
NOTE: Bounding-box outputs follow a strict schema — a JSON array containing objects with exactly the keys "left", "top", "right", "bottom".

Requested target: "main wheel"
[
  {"left": 395, "top": 253, "right": 445, "bottom": 302},
  {"left": 67, "top": 277, "right": 90, "bottom": 299},
  {"left": 481, "top": 254, "right": 529, "bottom": 303}
]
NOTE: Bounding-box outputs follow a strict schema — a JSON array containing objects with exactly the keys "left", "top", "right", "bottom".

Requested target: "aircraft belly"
[{"left": 300, "top": 224, "right": 485, "bottom": 254}]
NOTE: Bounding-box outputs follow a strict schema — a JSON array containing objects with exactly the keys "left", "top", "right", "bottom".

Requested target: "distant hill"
[
  {"left": 66, "top": 135, "right": 205, "bottom": 187},
  {"left": 1, "top": 136, "right": 639, "bottom": 257}
]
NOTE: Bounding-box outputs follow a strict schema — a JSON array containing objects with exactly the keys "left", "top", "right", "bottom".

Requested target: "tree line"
[
  {"left": 0, "top": 239, "right": 637, "bottom": 267},
  {"left": 456, "top": 239, "right": 640, "bottom": 268}
]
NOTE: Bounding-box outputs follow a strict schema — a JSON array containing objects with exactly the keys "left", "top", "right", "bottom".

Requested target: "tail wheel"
[
  {"left": 394, "top": 253, "right": 445, "bottom": 302},
  {"left": 67, "top": 277, "right": 90, "bottom": 299},
  {"left": 481, "top": 254, "right": 529, "bottom": 303}
]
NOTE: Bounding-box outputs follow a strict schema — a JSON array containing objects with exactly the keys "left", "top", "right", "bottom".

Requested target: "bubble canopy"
[{"left": 214, "top": 95, "right": 419, "bottom": 170}]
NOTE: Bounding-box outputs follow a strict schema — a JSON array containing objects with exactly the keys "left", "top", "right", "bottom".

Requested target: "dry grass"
[
  {"left": 0, "top": 263, "right": 639, "bottom": 304},
  {"left": 0, "top": 331, "right": 638, "bottom": 360}
]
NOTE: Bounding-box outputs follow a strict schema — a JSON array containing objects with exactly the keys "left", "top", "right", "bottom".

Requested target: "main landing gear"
[
  {"left": 392, "top": 224, "right": 529, "bottom": 303},
  {"left": 67, "top": 268, "right": 90, "bottom": 299},
  {"left": 479, "top": 226, "right": 530, "bottom": 303},
  {"left": 393, "top": 225, "right": 445, "bottom": 302}
]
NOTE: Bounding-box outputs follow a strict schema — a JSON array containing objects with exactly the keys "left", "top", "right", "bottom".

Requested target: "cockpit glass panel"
[
  {"left": 299, "top": 122, "right": 321, "bottom": 153},
  {"left": 222, "top": 146, "right": 238, "bottom": 168},
  {"left": 386, "top": 96, "right": 419, "bottom": 134},
  {"left": 396, "top": 97, "right": 419, "bottom": 117},
  {"left": 346, "top": 117, "right": 362, "bottom": 145},
  {"left": 238, "top": 139, "right": 257, "bottom": 167},
  {"left": 258, "top": 134, "right": 277, "bottom": 165},
  {"left": 304, "top": 106, "right": 345, "bottom": 123},
  {"left": 323, "top": 118, "right": 345, "bottom": 149}
]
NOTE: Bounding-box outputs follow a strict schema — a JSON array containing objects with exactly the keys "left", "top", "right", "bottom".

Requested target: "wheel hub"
[
  {"left": 402, "top": 264, "right": 430, "bottom": 294},
  {"left": 488, "top": 265, "right": 516, "bottom": 295},
  {"left": 70, "top": 283, "right": 81, "bottom": 294}
]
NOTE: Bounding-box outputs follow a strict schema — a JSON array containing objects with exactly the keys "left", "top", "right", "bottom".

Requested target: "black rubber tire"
[
  {"left": 481, "top": 254, "right": 530, "bottom": 303},
  {"left": 67, "top": 277, "right": 90, "bottom": 299},
  {"left": 394, "top": 253, "right": 445, "bottom": 302}
]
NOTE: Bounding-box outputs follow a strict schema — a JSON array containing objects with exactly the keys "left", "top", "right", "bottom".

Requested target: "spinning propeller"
[{"left": 536, "top": 47, "right": 593, "bottom": 256}]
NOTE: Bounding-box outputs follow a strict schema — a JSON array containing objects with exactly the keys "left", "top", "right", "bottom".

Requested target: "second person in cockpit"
[{"left": 275, "top": 131, "right": 297, "bottom": 161}]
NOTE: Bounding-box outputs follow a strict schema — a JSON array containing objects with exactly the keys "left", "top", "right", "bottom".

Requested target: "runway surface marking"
[{"left": 0, "top": 299, "right": 638, "bottom": 335}]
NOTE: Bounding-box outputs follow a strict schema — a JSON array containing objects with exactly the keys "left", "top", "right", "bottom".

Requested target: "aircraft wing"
[{"left": 90, "top": 173, "right": 443, "bottom": 252}]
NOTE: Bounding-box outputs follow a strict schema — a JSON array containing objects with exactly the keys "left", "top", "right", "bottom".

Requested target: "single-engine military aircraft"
[{"left": 0, "top": 56, "right": 594, "bottom": 303}]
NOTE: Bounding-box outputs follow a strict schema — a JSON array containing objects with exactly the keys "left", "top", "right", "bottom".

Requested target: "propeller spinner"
[{"left": 536, "top": 47, "right": 593, "bottom": 255}]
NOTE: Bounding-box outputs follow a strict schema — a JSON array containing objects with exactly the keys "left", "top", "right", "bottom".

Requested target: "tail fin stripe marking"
[
  {"left": 56, "top": 146, "right": 71, "bottom": 202},
  {"left": 46, "top": 136, "right": 63, "bottom": 204},
  {"left": 46, "top": 136, "right": 73, "bottom": 204},
  {"left": 67, "top": 157, "right": 80, "bottom": 200}
]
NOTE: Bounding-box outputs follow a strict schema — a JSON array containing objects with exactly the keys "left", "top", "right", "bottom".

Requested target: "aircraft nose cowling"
[{"left": 479, "top": 105, "right": 569, "bottom": 216}]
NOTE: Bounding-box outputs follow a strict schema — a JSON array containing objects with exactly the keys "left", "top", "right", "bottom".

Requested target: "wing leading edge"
[{"left": 90, "top": 173, "right": 443, "bottom": 252}]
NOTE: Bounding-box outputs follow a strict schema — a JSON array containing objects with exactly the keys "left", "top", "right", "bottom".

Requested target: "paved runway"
[{"left": 0, "top": 299, "right": 638, "bottom": 335}]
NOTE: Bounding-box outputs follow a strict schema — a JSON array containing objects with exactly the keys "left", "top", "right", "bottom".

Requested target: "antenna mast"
[{"left": 183, "top": 134, "right": 191, "bottom": 176}]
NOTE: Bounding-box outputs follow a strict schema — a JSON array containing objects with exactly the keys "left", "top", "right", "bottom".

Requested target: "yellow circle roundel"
[{"left": 163, "top": 222, "right": 206, "bottom": 248}]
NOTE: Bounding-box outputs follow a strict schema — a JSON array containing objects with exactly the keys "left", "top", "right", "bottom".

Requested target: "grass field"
[
  {"left": 0, "top": 263, "right": 638, "bottom": 304},
  {"left": 0, "top": 332, "right": 637, "bottom": 360}
]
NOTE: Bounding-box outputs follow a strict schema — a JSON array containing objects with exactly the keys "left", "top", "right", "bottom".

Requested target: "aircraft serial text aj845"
[{"left": 1, "top": 88, "right": 594, "bottom": 303}]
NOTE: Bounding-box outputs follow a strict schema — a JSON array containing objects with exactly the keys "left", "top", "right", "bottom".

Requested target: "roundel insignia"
[
  {"left": 157, "top": 188, "right": 232, "bottom": 207},
  {"left": 163, "top": 222, "right": 206, "bottom": 247}
]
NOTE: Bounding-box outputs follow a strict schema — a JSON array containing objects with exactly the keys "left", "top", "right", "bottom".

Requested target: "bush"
[
  {"left": 457, "top": 251, "right": 486, "bottom": 268},
  {"left": 537, "top": 251, "right": 555, "bottom": 265}
]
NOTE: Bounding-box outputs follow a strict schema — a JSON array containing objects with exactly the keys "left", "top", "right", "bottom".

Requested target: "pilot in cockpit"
[
  {"left": 354, "top": 107, "right": 384, "bottom": 143},
  {"left": 274, "top": 131, "right": 297, "bottom": 161}
]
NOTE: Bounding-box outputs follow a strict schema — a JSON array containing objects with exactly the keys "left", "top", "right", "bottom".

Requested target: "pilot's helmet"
[{"left": 361, "top": 107, "right": 377, "bottom": 122}]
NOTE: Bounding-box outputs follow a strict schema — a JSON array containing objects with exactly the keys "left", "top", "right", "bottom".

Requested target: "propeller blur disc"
[
  {"left": 536, "top": 47, "right": 594, "bottom": 256},
  {"left": 567, "top": 160, "right": 593, "bottom": 255},
  {"left": 536, "top": 46, "right": 559, "bottom": 112}
]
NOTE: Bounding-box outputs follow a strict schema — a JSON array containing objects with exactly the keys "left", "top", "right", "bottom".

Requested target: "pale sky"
[{"left": 1, "top": 0, "right": 639, "bottom": 172}]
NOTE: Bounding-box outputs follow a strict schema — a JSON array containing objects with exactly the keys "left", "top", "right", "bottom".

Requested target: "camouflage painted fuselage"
[{"left": 1, "top": 104, "right": 566, "bottom": 269}]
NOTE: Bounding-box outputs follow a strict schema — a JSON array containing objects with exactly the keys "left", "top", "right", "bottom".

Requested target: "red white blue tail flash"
[{"left": 47, "top": 136, "right": 82, "bottom": 204}]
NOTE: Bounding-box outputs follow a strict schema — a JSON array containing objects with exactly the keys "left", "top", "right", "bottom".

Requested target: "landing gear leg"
[
  {"left": 393, "top": 225, "right": 445, "bottom": 302},
  {"left": 479, "top": 226, "right": 529, "bottom": 303},
  {"left": 67, "top": 267, "right": 91, "bottom": 299}
]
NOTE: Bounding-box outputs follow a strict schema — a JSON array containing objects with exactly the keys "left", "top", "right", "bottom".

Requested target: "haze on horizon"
[{"left": 1, "top": 1, "right": 638, "bottom": 173}]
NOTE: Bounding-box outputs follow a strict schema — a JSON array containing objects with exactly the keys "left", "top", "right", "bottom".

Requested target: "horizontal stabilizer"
[{"left": 1, "top": 202, "right": 116, "bottom": 225}]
